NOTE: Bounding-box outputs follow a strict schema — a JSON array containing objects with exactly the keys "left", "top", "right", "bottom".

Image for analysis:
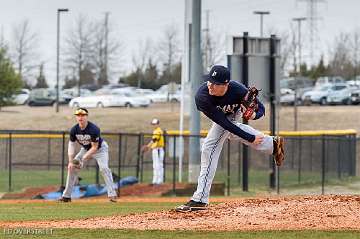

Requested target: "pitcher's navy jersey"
[
  {"left": 195, "top": 81, "right": 265, "bottom": 142},
  {"left": 69, "top": 121, "right": 103, "bottom": 150}
]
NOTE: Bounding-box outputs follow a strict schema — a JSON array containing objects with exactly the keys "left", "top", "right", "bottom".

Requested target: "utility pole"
[
  {"left": 253, "top": 11, "right": 270, "bottom": 37},
  {"left": 293, "top": 17, "right": 306, "bottom": 131},
  {"left": 189, "top": 0, "right": 202, "bottom": 183},
  {"left": 104, "top": 12, "right": 109, "bottom": 85},
  {"left": 203, "top": 9, "right": 210, "bottom": 70},
  {"left": 56, "top": 8, "right": 69, "bottom": 113}
]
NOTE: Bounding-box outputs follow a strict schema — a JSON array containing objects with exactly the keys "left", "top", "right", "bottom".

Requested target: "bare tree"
[
  {"left": 11, "top": 19, "right": 38, "bottom": 86},
  {"left": 266, "top": 25, "right": 297, "bottom": 76},
  {"left": 202, "top": 29, "right": 225, "bottom": 71},
  {"left": 0, "top": 25, "right": 7, "bottom": 50},
  {"left": 350, "top": 29, "right": 360, "bottom": 79},
  {"left": 131, "top": 38, "right": 154, "bottom": 88},
  {"left": 156, "top": 24, "right": 181, "bottom": 80},
  {"left": 92, "top": 13, "right": 122, "bottom": 86},
  {"left": 64, "top": 15, "right": 94, "bottom": 95},
  {"left": 328, "top": 32, "right": 352, "bottom": 79}
]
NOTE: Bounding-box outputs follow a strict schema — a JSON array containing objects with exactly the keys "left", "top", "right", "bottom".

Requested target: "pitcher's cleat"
[
  {"left": 273, "top": 136, "right": 285, "bottom": 166},
  {"left": 175, "top": 200, "right": 208, "bottom": 212},
  {"left": 109, "top": 196, "right": 118, "bottom": 203},
  {"left": 58, "top": 197, "right": 71, "bottom": 203}
]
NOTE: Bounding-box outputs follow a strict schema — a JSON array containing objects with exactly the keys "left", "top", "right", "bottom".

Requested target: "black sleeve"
[
  {"left": 69, "top": 126, "right": 76, "bottom": 142},
  {"left": 91, "top": 127, "right": 100, "bottom": 143},
  {"left": 196, "top": 96, "right": 256, "bottom": 142}
]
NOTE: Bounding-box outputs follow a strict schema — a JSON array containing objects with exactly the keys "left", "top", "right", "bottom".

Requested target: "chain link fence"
[{"left": 0, "top": 130, "right": 357, "bottom": 196}]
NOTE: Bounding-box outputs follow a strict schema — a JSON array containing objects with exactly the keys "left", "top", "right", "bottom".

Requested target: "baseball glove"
[
  {"left": 141, "top": 145, "right": 150, "bottom": 153},
  {"left": 242, "top": 86, "right": 260, "bottom": 121},
  {"left": 72, "top": 158, "right": 83, "bottom": 169}
]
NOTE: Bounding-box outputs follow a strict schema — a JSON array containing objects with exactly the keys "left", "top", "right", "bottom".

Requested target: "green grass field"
[
  {"left": 2, "top": 229, "right": 360, "bottom": 239},
  {"left": 1, "top": 168, "right": 359, "bottom": 194},
  {"left": 0, "top": 201, "right": 359, "bottom": 239}
]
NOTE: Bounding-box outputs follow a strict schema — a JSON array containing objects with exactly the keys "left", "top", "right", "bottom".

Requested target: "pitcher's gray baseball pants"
[{"left": 191, "top": 115, "right": 274, "bottom": 204}]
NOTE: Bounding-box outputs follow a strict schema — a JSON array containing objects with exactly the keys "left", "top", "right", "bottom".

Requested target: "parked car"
[
  {"left": 135, "top": 88, "right": 157, "bottom": 103},
  {"left": 315, "top": 76, "right": 345, "bottom": 87},
  {"left": 28, "top": 88, "right": 56, "bottom": 106},
  {"left": 280, "top": 88, "right": 295, "bottom": 105},
  {"left": 280, "top": 76, "right": 314, "bottom": 90},
  {"left": 150, "top": 92, "right": 168, "bottom": 103},
  {"left": 111, "top": 90, "right": 150, "bottom": 107},
  {"left": 351, "top": 89, "right": 360, "bottom": 104},
  {"left": 326, "top": 83, "right": 353, "bottom": 105},
  {"left": 301, "top": 84, "right": 333, "bottom": 105},
  {"left": 168, "top": 91, "right": 181, "bottom": 102},
  {"left": 28, "top": 89, "right": 68, "bottom": 106},
  {"left": 62, "top": 88, "right": 92, "bottom": 103},
  {"left": 12, "top": 89, "right": 30, "bottom": 105},
  {"left": 102, "top": 83, "right": 129, "bottom": 90},
  {"left": 69, "top": 95, "right": 120, "bottom": 108},
  {"left": 80, "top": 84, "right": 101, "bottom": 91}
]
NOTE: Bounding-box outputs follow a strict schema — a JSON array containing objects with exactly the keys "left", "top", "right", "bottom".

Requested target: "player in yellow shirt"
[{"left": 141, "top": 118, "right": 165, "bottom": 185}]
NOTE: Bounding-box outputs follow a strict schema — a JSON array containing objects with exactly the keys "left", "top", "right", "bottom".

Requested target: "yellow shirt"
[{"left": 150, "top": 127, "right": 164, "bottom": 149}]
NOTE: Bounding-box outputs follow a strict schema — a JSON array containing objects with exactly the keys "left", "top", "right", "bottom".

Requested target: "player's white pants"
[
  {"left": 62, "top": 141, "right": 117, "bottom": 198},
  {"left": 152, "top": 147, "right": 164, "bottom": 184},
  {"left": 191, "top": 116, "right": 274, "bottom": 204}
]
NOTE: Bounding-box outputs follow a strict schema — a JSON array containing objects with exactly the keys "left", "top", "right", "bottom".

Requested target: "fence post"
[
  {"left": 337, "top": 136, "right": 341, "bottom": 179},
  {"left": 118, "top": 134, "right": 122, "bottom": 179},
  {"left": 238, "top": 141, "right": 241, "bottom": 185},
  {"left": 353, "top": 134, "right": 357, "bottom": 176},
  {"left": 136, "top": 134, "right": 141, "bottom": 180},
  {"left": 47, "top": 137, "right": 51, "bottom": 170},
  {"left": 321, "top": 135, "right": 325, "bottom": 195},
  {"left": 4, "top": 135, "right": 8, "bottom": 169},
  {"left": 8, "top": 133, "right": 12, "bottom": 192},
  {"left": 95, "top": 165, "right": 99, "bottom": 185},
  {"left": 227, "top": 139, "right": 230, "bottom": 196},
  {"left": 140, "top": 133, "right": 144, "bottom": 183},
  {"left": 61, "top": 132, "right": 65, "bottom": 187},
  {"left": 298, "top": 137, "right": 302, "bottom": 184},
  {"left": 117, "top": 134, "right": 122, "bottom": 197},
  {"left": 163, "top": 131, "right": 167, "bottom": 183},
  {"left": 172, "top": 135, "right": 176, "bottom": 195}
]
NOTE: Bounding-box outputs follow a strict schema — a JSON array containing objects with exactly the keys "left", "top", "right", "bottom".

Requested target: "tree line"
[{"left": 1, "top": 15, "right": 360, "bottom": 107}]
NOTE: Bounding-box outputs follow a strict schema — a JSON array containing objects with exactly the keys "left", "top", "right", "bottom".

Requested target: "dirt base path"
[{"left": 2, "top": 195, "right": 360, "bottom": 231}]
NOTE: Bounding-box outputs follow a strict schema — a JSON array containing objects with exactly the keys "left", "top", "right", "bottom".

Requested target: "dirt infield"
[{"left": 1, "top": 195, "right": 360, "bottom": 231}]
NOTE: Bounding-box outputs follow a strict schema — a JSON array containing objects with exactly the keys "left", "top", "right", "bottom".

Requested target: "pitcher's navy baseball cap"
[{"left": 204, "top": 65, "right": 230, "bottom": 85}]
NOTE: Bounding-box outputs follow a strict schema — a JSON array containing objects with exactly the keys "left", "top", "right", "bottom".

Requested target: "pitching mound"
[{"left": 2, "top": 195, "right": 360, "bottom": 231}]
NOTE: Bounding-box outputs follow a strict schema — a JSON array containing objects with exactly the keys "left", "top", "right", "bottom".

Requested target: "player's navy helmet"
[{"left": 204, "top": 65, "right": 230, "bottom": 85}]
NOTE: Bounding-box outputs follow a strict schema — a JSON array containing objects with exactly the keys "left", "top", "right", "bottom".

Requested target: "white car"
[
  {"left": 301, "top": 84, "right": 332, "bottom": 105},
  {"left": 69, "top": 95, "right": 120, "bottom": 108},
  {"left": 280, "top": 88, "right": 295, "bottom": 105},
  {"left": 135, "top": 89, "right": 158, "bottom": 103},
  {"left": 326, "top": 83, "right": 352, "bottom": 105},
  {"left": 150, "top": 92, "right": 168, "bottom": 103},
  {"left": 111, "top": 90, "right": 150, "bottom": 107},
  {"left": 13, "top": 89, "right": 30, "bottom": 105},
  {"left": 168, "top": 91, "right": 181, "bottom": 102}
]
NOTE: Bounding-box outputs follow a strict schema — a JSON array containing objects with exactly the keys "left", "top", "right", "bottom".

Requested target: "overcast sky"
[{"left": 0, "top": 0, "right": 359, "bottom": 86}]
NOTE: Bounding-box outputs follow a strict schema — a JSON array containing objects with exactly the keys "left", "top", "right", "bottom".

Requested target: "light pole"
[
  {"left": 56, "top": 8, "right": 69, "bottom": 113},
  {"left": 253, "top": 11, "right": 270, "bottom": 37},
  {"left": 292, "top": 17, "right": 306, "bottom": 131}
]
